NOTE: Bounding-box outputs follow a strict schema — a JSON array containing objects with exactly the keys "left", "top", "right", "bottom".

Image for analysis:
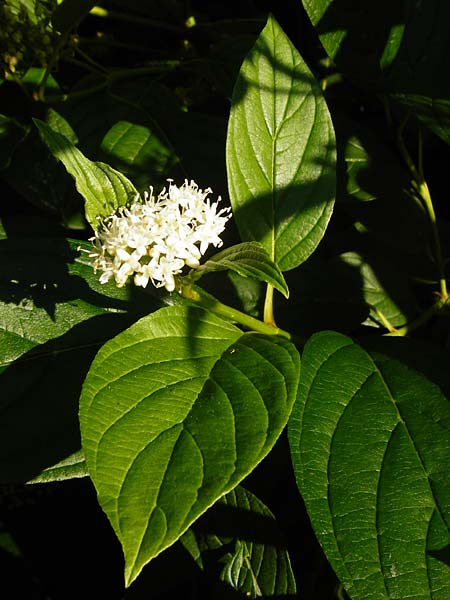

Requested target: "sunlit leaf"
[
  {"left": 80, "top": 305, "right": 300, "bottom": 586},
  {"left": 28, "top": 450, "right": 87, "bottom": 484},
  {"left": 227, "top": 14, "right": 336, "bottom": 271},
  {"left": 289, "top": 331, "right": 450, "bottom": 599}
]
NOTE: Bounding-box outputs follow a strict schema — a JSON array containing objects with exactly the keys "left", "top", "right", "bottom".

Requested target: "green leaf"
[
  {"left": 391, "top": 94, "right": 450, "bottom": 147},
  {"left": 27, "top": 450, "right": 87, "bottom": 484},
  {"left": 33, "top": 119, "right": 137, "bottom": 228},
  {"left": 181, "top": 485, "right": 297, "bottom": 598},
  {"left": 339, "top": 251, "right": 417, "bottom": 328},
  {"left": 197, "top": 242, "right": 289, "bottom": 298},
  {"left": 289, "top": 331, "right": 450, "bottom": 599},
  {"left": 46, "top": 108, "right": 78, "bottom": 144},
  {"left": 21, "top": 67, "right": 60, "bottom": 91},
  {"left": 80, "top": 305, "right": 300, "bottom": 586},
  {"left": 100, "top": 120, "right": 176, "bottom": 188},
  {"left": 226, "top": 14, "right": 336, "bottom": 271}
]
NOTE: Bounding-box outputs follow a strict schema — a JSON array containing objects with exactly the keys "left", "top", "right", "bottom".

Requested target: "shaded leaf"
[
  {"left": 80, "top": 305, "right": 300, "bottom": 586},
  {"left": 303, "top": 1, "right": 450, "bottom": 97},
  {"left": 198, "top": 242, "right": 289, "bottom": 298},
  {"left": 339, "top": 251, "right": 417, "bottom": 328},
  {"left": 226, "top": 14, "right": 336, "bottom": 271},
  {"left": 181, "top": 485, "right": 297, "bottom": 598},
  {"left": 289, "top": 331, "right": 450, "bottom": 599},
  {"left": 392, "top": 94, "right": 450, "bottom": 147},
  {"left": 275, "top": 253, "right": 369, "bottom": 338},
  {"left": 100, "top": 119, "right": 175, "bottom": 188},
  {"left": 0, "top": 226, "right": 157, "bottom": 482},
  {"left": 34, "top": 119, "right": 137, "bottom": 228},
  {"left": 1, "top": 114, "right": 82, "bottom": 220},
  {"left": 334, "top": 112, "right": 410, "bottom": 205},
  {"left": 0, "top": 115, "right": 28, "bottom": 170},
  {"left": 61, "top": 77, "right": 225, "bottom": 192}
]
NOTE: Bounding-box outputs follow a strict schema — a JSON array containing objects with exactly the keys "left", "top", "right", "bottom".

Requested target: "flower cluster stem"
[{"left": 180, "top": 284, "right": 291, "bottom": 340}]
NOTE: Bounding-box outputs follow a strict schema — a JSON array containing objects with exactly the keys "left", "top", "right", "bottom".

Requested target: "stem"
[
  {"left": 385, "top": 297, "right": 448, "bottom": 337},
  {"left": 263, "top": 284, "right": 276, "bottom": 327},
  {"left": 373, "top": 307, "right": 399, "bottom": 334},
  {"left": 336, "top": 583, "right": 347, "bottom": 600},
  {"left": 180, "top": 284, "right": 291, "bottom": 340},
  {"left": 397, "top": 119, "right": 448, "bottom": 300}
]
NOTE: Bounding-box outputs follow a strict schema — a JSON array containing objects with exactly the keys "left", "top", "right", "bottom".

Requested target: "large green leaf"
[
  {"left": 34, "top": 119, "right": 137, "bottom": 228},
  {"left": 80, "top": 305, "right": 300, "bottom": 586},
  {"left": 181, "top": 485, "right": 297, "bottom": 598},
  {"left": 289, "top": 331, "right": 450, "bottom": 599},
  {"left": 226, "top": 14, "right": 336, "bottom": 272}
]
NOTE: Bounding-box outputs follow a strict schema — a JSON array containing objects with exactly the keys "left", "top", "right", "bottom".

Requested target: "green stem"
[
  {"left": 385, "top": 297, "right": 448, "bottom": 337},
  {"left": 397, "top": 119, "right": 448, "bottom": 300},
  {"left": 263, "top": 284, "right": 276, "bottom": 327},
  {"left": 180, "top": 284, "right": 291, "bottom": 340},
  {"left": 336, "top": 583, "right": 347, "bottom": 600},
  {"left": 373, "top": 307, "right": 400, "bottom": 334}
]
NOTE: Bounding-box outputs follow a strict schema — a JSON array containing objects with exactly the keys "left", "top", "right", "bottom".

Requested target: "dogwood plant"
[{"left": 4, "top": 9, "right": 448, "bottom": 600}]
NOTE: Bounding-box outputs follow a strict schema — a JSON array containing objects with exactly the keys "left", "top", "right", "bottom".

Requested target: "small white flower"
[{"left": 83, "top": 180, "right": 231, "bottom": 292}]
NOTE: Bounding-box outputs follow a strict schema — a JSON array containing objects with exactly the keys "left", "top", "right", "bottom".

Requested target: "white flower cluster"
[{"left": 86, "top": 180, "right": 231, "bottom": 292}]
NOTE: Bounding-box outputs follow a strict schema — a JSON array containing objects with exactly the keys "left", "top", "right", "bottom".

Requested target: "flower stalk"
[{"left": 180, "top": 283, "right": 291, "bottom": 339}]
